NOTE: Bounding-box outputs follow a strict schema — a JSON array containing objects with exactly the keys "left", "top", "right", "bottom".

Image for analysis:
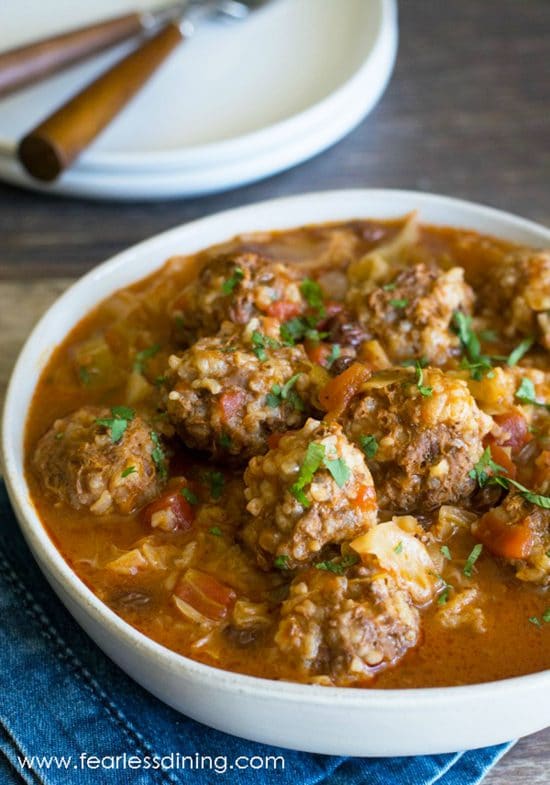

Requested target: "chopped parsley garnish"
[
  {"left": 543, "top": 609, "right": 550, "bottom": 623},
  {"left": 529, "top": 616, "right": 542, "bottom": 628},
  {"left": 150, "top": 431, "right": 167, "bottom": 479},
  {"left": 203, "top": 471, "right": 225, "bottom": 501},
  {"left": 393, "top": 541, "right": 403, "bottom": 554},
  {"left": 359, "top": 434, "right": 379, "bottom": 459},
  {"left": 209, "top": 526, "right": 222, "bottom": 537},
  {"left": 133, "top": 344, "right": 160, "bottom": 373},
  {"left": 390, "top": 298, "right": 408, "bottom": 309},
  {"left": 515, "top": 377, "right": 550, "bottom": 411},
  {"left": 326, "top": 343, "right": 341, "bottom": 369},
  {"left": 221, "top": 267, "right": 244, "bottom": 295},
  {"left": 251, "top": 330, "right": 279, "bottom": 361},
  {"left": 463, "top": 544, "right": 483, "bottom": 577},
  {"left": 181, "top": 487, "right": 198, "bottom": 505},
  {"left": 78, "top": 366, "right": 92, "bottom": 385},
  {"left": 402, "top": 356, "right": 428, "bottom": 368},
  {"left": 219, "top": 432, "right": 233, "bottom": 449},
  {"left": 96, "top": 406, "right": 135, "bottom": 443},
  {"left": 290, "top": 442, "right": 351, "bottom": 507},
  {"left": 315, "top": 554, "right": 359, "bottom": 574},
  {"left": 452, "top": 311, "right": 494, "bottom": 380},
  {"left": 155, "top": 375, "right": 167, "bottom": 387},
  {"left": 437, "top": 583, "right": 452, "bottom": 606},
  {"left": 274, "top": 554, "right": 290, "bottom": 570},
  {"left": 55, "top": 432, "right": 64, "bottom": 440},
  {"left": 440, "top": 545, "right": 452, "bottom": 560},
  {"left": 300, "top": 278, "right": 326, "bottom": 316},
  {"left": 290, "top": 443, "right": 326, "bottom": 507},
  {"left": 501, "top": 477, "right": 550, "bottom": 509},
  {"left": 382, "top": 282, "right": 397, "bottom": 291},
  {"left": 469, "top": 447, "right": 508, "bottom": 487},
  {"left": 324, "top": 458, "right": 351, "bottom": 487},
  {"left": 121, "top": 466, "right": 136, "bottom": 478},
  {"left": 266, "top": 373, "right": 303, "bottom": 411},
  {"left": 280, "top": 316, "right": 327, "bottom": 346},
  {"left": 507, "top": 337, "right": 534, "bottom": 367},
  {"left": 414, "top": 361, "right": 433, "bottom": 397}
]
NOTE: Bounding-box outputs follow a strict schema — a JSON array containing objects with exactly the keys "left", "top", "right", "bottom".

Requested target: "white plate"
[
  {"left": 3, "top": 190, "right": 550, "bottom": 756},
  {"left": 0, "top": 0, "right": 397, "bottom": 199}
]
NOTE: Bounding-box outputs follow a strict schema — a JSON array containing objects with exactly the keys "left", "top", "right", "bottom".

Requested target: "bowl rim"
[{"left": 3, "top": 187, "right": 550, "bottom": 709}]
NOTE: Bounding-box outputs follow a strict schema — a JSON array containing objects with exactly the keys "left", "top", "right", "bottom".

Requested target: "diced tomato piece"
[
  {"left": 353, "top": 484, "right": 377, "bottom": 511},
  {"left": 304, "top": 340, "right": 331, "bottom": 367},
  {"left": 488, "top": 443, "right": 517, "bottom": 480},
  {"left": 475, "top": 509, "right": 534, "bottom": 560},
  {"left": 218, "top": 389, "right": 245, "bottom": 422},
  {"left": 493, "top": 411, "right": 532, "bottom": 453},
  {"left": 319, "top": 362, "right": 371, "bottom": 418},
  {"left": 142, "top": 488, "right": 194, "bottom": 532},
  {"left": 265, "top": 300, "right": 302, "bottom": 321},
  {"left": 175, "top": 569, "right": 236, "bottom": 620}
]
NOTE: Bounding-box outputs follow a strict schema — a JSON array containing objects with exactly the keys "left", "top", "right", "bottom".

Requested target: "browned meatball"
[
  {"left": 275, "top": 566, "right": 420, "bottom": 685},
  {"left": 33, "top": 406, "right": 165, "bottom": 515},
  {"left": 476, "top": 249, "right": 550, "bottom": 349},
  {"left": 164, "top": 318, "right": 315, "bottom": 462},
  {"left": 170, "top": 252, "right": 305, "bottom": 343},
  {"left": 347, "top": 263, "right": 474, "bottom": 365},
  {"left": 340, "top": 367, "right": 493, "bottom": 513},
  {"left": 473, "top": 492, "right": 550, "bottom": 585},
  {"left": 242, "top": 418, "right": 377, "bottom": 569}
]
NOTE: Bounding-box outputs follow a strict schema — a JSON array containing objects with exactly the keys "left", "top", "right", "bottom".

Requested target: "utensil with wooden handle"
[{"left": 15, "top": 0, "right": 273, "bottom": 182}]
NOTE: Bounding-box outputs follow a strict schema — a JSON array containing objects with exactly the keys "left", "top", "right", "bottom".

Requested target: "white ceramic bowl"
[{"left": 3, "top": 190, "right": 550, "bottom": 756}]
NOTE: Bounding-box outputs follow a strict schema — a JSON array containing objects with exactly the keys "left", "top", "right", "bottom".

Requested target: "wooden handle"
[
  {"left": 17, "top": 23, "right": 184, "bottom": 182},
  {"left": 0, "top": 14, "right": 144, "bottom": 98}
]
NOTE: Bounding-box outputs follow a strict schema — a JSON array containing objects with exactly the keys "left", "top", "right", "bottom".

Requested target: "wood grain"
[{"left": 0, "top": 1, "right": 549, "bottom": 780}]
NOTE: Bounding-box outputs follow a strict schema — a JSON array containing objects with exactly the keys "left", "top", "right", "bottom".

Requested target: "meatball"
[
  {"left": 164, "top": 318, "right": 315, "bottom": 462},
  {"left": 33, "top": 406, "right": 165, "bottom": 515},
  {"left": 171, "top": 252, "right": 305, "bottom": 343},
  {"left": 473, "top": 492, "right": 550, "bottom": 585},
  {"left": 242, "top": 418, "right": 377, "bottom": 569},
  {"left": 476, "top": 249, "right": 550, "bottom": 349},
  {"left": 275, "top": 566, "right": 420, "bottom": 685},
  {"left": 340, "top": 367, "right": 493, "bottom": 513},
  {"left": 347, "top": 263, "right": 474, "bottom": 365}
]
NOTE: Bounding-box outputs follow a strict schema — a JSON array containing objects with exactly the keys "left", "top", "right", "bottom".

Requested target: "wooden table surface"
[{"left": 0, "top": 1, "right": 548, "bottom": 779}]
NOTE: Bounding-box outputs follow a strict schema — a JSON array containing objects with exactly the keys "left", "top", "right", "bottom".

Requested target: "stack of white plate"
[{"left": 0, "top": 0, "right": 397, "bottom": 201}]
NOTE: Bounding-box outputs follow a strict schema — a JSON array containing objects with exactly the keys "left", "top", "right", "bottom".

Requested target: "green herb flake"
[
  {"left": 203, "top": 471, "right": 225, "bottom": 501},
  {"left": 414, "top": 362, "right": 433, "bottom": 397},
  {"left": 266, "top": 373, "right": 303, "bottom": 411},
  {"left": 359, "top": 434, "right": 379, "bottom": 459},
  {"left": 315, "top": 554, "right": 359, "bottom": 575},
  {"left": 440, "top": 545, "right": 452, "bottom": 560},
  {"left": 121, "top": 466, "right": 136, "bottom": 478},
  {"left": 133, "top": 344, "right": 160, "bottom": 373},
  {"left": 529, "top": 616, "right": 542, "bottom": 628},
  {"left": 150, "top": 431, "right": 167, "bottom": 479},
  {"left": 274, "top": 554, "right": 290, "bottom": 570},
  {"left": 542, "top": 608, "right": 550, "bottom": 623},
  {"left": 78, "top": 366, "right": 92, "bottom": 386},
  {"left": 389, "top": 298, "right": 409, "bottom": 309},
  {"left": 181, "top": 487, "right": 198, "bottom": 505},
  {"left": 452, "top": 311, "right": 494, "bottom": 380},
  {"left": 463, "top": 543, "right": 483, "bottom": 577},
  {"left": 515, "top": 377, "right": 550, "bottom": 411},
  {"left": 507, "top": 337, "right": 534, "bottom": 367},
  {"left": 382, "top": 282, "right": 397, "bottom": 292},
  {"left": 503, "top": 477, "right": 550, "bottom": 510},
  {"left": 209, "top": 526, "right": 222, "bottom": 537},
  {"left": 219, "top": 432, "right": 233, "bottom": 449},
  {"left": 393, "top": 541, "right": 404, "bottom": 554},
  {"left": 55, "top": 432, "right": 64, "bottom": 441},
  {"left": 468, "top": 446, "right": 508, "bottom": 488},
  {"left": 290, "top": 442, "right": 326, "bottom": 507},
  {"left": 221, "top": 267, "right": 244, "bottom": 295},
  {"left": 95, "top": 406, "right": 136, "bottom": 443},
  {"left": 251, "top": 330, "right": 280, "bottom": 361},
  {"left": 280, "top": 316, "right": 327, "bottom": 346},
  {"left": 324, "top": 457, "right": 351, "bottom": 488},
  {"left": 437, "top": 585, "right": 451, "bottom": 605},
  {"left": 326, "top": 343, "right": 341, "bottom": 369},
  {"left": 300, "top": 278, "right": 326, "bottom": 315}
]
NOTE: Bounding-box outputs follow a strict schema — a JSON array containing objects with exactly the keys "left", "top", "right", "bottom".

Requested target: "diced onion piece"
[{"left": 351, "top": 520, "right": 440, "bottom": 605}]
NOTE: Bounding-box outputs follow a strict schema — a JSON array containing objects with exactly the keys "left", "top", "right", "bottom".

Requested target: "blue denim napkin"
[{"left": 0, "top": 481, "right": 513, "bottom": 785}]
